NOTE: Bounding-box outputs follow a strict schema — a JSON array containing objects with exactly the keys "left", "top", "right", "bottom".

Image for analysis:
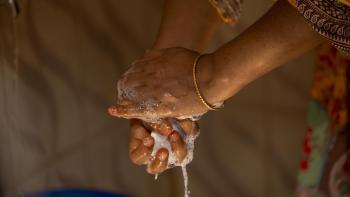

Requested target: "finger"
[
  {"left": 147, "top": 148, "right": 169, "bottom": 174},
  {"left": 146, "top": 119, "right": 173, "bottom": 136},
  {"left": 129, "top": 143, "right": 153, "bottom": 165},
  {"left": 109, "top": 103, "right": 177, "bottom": 119},
  {"left": 129, "top": 120, "right": 154, "bottom": 153},
  {"left": 178, "top": 119, "right": 199, "bottom": 137},
  {"left": 108, "top": 105, "right": 121, "bottom": 117},
  {"left": 108, "top": 104, "right": 144, "bottom": 118},
  {"left": 142, "top": 135, "right": 155, "bottom": 147},
  {"left": 130, "top": 119, "right": 151, "bottom": 140},
  {"left": 129, "top": 138, "right": 141, "bottom": 153},
  {"left": 129, "top": 119, "right": 154, "bottom": 165},
  {"left": 169, "top": 131, "right": 187, "bottom": 163}
]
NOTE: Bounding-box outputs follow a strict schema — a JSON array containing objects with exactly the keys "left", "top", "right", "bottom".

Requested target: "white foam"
[
  {"left": 117, "top": 65, "right": 144, "bottom": 102},
  {"left": 150, "top": 132, "right": 177, "bottom": 167},
  {"left": 117, "top": 74, "right": 138, "bottom": 102}
]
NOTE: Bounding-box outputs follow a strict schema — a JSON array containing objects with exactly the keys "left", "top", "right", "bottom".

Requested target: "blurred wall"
[{"left": 0, "top": 0, "right": 315, "bottom": 197}]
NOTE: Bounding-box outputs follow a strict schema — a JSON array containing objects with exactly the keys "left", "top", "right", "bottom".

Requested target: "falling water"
[{"left": 181, "top": 165, "right": 189, "bottom": 197}]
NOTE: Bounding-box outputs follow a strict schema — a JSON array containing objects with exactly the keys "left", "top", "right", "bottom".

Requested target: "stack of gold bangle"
[{"left": 192, "top": 54, "right": 218, "bottom": 111}]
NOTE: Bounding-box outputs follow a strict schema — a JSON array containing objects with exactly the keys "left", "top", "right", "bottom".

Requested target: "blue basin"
[{"left": 26, "top": 189, "right": 129, "bottom": 197}]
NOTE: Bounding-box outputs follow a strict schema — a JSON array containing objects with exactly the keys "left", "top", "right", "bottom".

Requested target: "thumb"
[{"left": 108, "top": 104, "right": 145, "bottom": 119}]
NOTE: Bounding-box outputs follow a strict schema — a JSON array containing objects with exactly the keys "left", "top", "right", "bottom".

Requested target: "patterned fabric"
[
  {"left": 285, "top": 2, "right": 350, "bottom": 194},
  {"left": 208, "top": 0, "right": 242, "bottom": 25},
  {"left": 295, "top": 0, "right": 350, "bottom": 55},
  {"left": 310, "top": 45, "right": 349, "bottom": 133},
  {"left": 297, "top": 43, "right": 350, "bottom": 197}
]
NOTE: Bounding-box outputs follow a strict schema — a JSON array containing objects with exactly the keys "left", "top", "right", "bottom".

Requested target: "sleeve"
[
  {"left": 294, "top": 0, "right": 350, "bottom": 55},
  {"left": 208, "top": 0, "right": 243, "bottom": 25}
]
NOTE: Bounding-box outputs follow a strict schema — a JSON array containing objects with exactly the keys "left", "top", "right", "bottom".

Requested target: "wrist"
[{"left": 196, "top": 53, "right": 232, "bottom": 106}]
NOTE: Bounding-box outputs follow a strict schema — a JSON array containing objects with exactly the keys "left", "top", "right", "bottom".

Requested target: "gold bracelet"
[{"left": 193, "top": 54, "right": 217, "bottom": 111}]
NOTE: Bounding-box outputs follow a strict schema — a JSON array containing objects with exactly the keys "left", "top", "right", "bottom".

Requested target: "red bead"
[
  {"left": 300, "top": 160, "right": 308, "bottom": 171},
  {"left": 303, "top": 144, "right": 312, "bottom": 155}
]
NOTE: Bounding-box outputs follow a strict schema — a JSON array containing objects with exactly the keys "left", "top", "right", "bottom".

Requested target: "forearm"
[
  {"left": 207, "top": 0, "right": 323, "bottom": 103},
  {"left": 153, "top": 0, "right": 222, "bottom": 52}
]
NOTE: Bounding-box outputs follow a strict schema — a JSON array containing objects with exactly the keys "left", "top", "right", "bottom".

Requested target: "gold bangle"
[{"left": 193, "top": 54, "right": 217, "bottom": 111}]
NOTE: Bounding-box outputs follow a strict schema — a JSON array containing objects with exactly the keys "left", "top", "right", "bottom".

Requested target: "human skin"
[
  {"left": 110, "top": 0, "right": 223, "bottom": 174},
  {"left": 109, "top": 0, "right": 324, "bottom": 119},
  {"left": 129, "top": 118, "right": 199, "bottom": 174}
]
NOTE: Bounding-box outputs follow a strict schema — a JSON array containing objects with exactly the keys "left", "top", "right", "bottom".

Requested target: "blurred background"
[{"left": 0, "top": 0, "right": 315, "bottom": 197}]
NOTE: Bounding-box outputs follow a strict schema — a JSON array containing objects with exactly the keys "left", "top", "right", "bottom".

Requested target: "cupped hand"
[
  {"left": 109, "top": 47, "right": 221, "bottom": 120},
  {"left": 128, "top": 118, "right": 199, "bottom": 174}
]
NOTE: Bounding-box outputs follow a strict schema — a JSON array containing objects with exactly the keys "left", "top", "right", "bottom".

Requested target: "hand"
[
  {"left": 128, "top": 118, "right": 199, "bottom": 174},
  {"left": 108, "top": 47, "right": 223, "bottom": 120}
]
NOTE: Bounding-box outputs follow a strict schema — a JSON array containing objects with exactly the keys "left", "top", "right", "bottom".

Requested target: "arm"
[
  {"left": 153, "top": 0, "right": 222, "bottom": 51},
  {"left": 204, "top": 0, "right": 323, "bottom": 104},
  {"left": 110, "top": 0, "right": 324, "bottom": 119}
]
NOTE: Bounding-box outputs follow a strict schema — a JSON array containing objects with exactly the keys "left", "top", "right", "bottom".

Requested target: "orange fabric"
[
  {"left": 208, "top": 0, "right": 241, "bottom": 25},
  {"left": 339, "top": 0, "right": 350, "bottom": 7},
  {"left": 311, "top": 44, "right": 349, "bottom": 133},
  {"left": 288, "top": 0, "right": 297, "bottom": 7}
]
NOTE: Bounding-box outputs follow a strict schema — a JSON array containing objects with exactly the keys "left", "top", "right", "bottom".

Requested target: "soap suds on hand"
[{"left": 117, "top": 71, "right": 201, "bottom": 197}]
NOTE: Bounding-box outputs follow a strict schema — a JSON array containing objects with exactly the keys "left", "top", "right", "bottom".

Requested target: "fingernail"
[
  {"left": 143, "top": 136, "right": 154, "bottom": 147},
  {"left": 156, "top": 148, "right": 168, "bottom": 161},
  {"left": 179, "top": 119, "right": 193, "bottom": 135},
  {"left": 108, "top": 106, "right": 117, "bottom": 115},
  {"left": 169, "top": 131, "right": 180, "bottom": 142}
]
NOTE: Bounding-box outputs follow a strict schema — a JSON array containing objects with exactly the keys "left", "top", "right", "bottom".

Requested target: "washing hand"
[
  {"left": 109, "top": 47, "right": 225, "bottom": 120},
  {"left": 127, "top": 118, "right": 199, "bottom": 174}
]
